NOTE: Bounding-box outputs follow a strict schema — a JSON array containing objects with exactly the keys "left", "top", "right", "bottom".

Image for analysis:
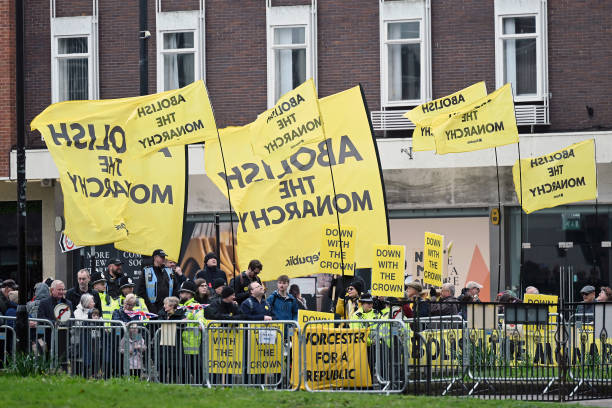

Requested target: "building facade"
[{"left": 1, "top": 0, "right": 611, "bottom": 300}]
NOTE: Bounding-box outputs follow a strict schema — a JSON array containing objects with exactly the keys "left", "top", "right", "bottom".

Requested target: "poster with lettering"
[
  {"left": 371, "top": 244, "right": 405, "bottom": 297},
  {"left": 319, "top": 224, "right": 356, "bottom": 276},
  {"left": 423, "top": 232, "right": 444, "bottom": 287}
]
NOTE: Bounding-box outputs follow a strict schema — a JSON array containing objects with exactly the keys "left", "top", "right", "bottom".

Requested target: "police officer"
[
  {"left": 91, "top": 272, "right": 118, "bottom": 322},
  {"left": 117, "top": 275, "right": 148, "bottom": 312},
  {"left": 177, "top": 280, "right": 206, "bottom": 384},
  {"left": 105, "top": 258, "right": 124, "bottom": 299},
  {"left": 350, "top": 294, "right": 382, "bottom": 328},
  {"left": 136, "top": 249, "right": 181, "bottom": 314}
]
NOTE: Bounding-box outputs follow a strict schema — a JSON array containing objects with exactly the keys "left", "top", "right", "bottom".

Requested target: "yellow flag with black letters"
[
  {"left": 431, "top": 83, "right": 518, "bottom": 155},
  {"left": 250, "top": 79, "right": 324, "bottom": 161},
  {"left": 205, "top": 86, "right": 388, "bottom": 281},
  {"left": 512, "top": 139, "right": 597, "bottom": 214},
  {"left": 405, "top": 82, "right": 487, "bottom": 152}
]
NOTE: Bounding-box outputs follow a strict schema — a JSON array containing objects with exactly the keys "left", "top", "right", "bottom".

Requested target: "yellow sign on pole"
[
  {"left": 298, "top": 310, "right": 335, "bottom": 330},
  {"left": 319, "top": 224, "right": 356, "bottom": 275},
  {"left": 207, "top": 325, "right": 244, "bottom": 374},
  {"left": 371, "top": 244, "right": 405, "bottom": 297},
  {"left": 524, "top": 294, "right": 559, "bottom": 323},
  {"left": 423, "top": 232, "right": 444, "bottom": 287}
]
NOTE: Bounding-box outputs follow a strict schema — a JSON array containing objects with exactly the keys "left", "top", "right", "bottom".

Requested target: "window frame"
[
  {"left": 159, "top": 30, "right": 199, "bottom": 92},
  {"left": 270, "top": 25, "right": 309, "bottom": 104}
]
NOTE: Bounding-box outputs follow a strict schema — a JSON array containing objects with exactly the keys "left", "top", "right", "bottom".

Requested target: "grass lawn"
[{"left": 0, "top": 375, "right": 602, "bottom": 408}]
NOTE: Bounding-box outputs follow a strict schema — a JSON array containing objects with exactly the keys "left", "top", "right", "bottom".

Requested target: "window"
[
  {"left": 161, "top": 31, "right": 196, "bottom": 91},
  {"left": 495, "top": 0, "right": 547, "bottom": 101},
  {"left": 380, "top": 0, "right": 431, "bottom": 107},
  {"left": 156, "top": 7, "right": 204, "bottom": 92},
  {"left": 50, "top": 15, "right": 98, "bottom": 103},
  {"left": 266, "top": 3, "right": 316, "bottom": 107}
]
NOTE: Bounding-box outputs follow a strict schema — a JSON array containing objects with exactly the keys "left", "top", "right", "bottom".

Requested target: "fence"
[{"left": 1, "top": 301, "right": 611, "bottom": 401}]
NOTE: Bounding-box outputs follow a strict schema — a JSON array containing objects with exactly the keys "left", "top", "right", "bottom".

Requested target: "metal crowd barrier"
[
  {"left": 0, "top": 316, "right": 17, "bottom": 369},
  {"left": 301, "top": 319, "right": 408, "bottom": 393},
  {"left": 205, "top": 320, "right": 299, "bottom": 390}
]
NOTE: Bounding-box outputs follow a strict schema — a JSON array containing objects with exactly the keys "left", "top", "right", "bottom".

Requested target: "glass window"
[
  {"left": 56, "top": 37, "right": 89, "bottom": 102},
  {"left": 272, "top": 27, "right": 307, "bottom": 102},
  {"left": 501, "top": 16, "right": 537, "bottom": 96},
  {"left": 386, "top": 21, "right": 421, "bottom": 102},
  {"left": 162, "top": 31, "right": 196, "bottom": 91}
]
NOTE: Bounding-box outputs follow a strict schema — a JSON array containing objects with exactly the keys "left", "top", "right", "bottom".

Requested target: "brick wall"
[{"left": 0, "top": 0, "right": 15, "bottom": 177}]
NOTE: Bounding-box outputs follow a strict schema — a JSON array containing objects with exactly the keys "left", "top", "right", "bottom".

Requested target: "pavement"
[{"left": 573, "top": 400, "right": 612, "bottom": 407}]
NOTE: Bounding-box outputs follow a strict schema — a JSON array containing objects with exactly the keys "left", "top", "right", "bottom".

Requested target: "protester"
[
  {"left": 597, "top": 286, "right": 612, "bottom": 302},
  {"left": 112, "top": 294, "right": 143, "bottom": 323},
  {"left": 208, "top": 278, "right": 226, "bottom": 303},
  {"left": 38, "top": 280, "right": 73, "bottom": 322},
  {"left": 27, "top": 282, "right": 50, "bottom": 318},
  {"left": 165, "top": 259, "right": 186, "bottom": 286},
  {"left": 66, "top": 269, "right": 96, "bottom": 311},
  {"left": 289, "top": 284, "right": 307, "bottom": 310},
  {"left": 267, "top": 275, "right": 298, "bottom": 321},
  {"left": 464, "top": 281, "right": 483, "bottom": 302},
  {"left": 402, "top": 282, "right": 430, "bottom": 318},
  {"left": 195, "top": 252, "right": 227, "bottom": 287},
  {"left": 429, "top": 283, "right": 459, "bottom": 316},
  {"left": 194, "top": 278, "right": 210, "bottom": 304},
  {"left": 105, "top": 258, "right": 125, "bottom": 299},
  {"left": 240, "top": 282, "right": 273, "bottom": 321},
  {"left": 524, "top": 286, "right": 540, "bottom": 296},
  {"left": 137, "top": 249, "right": 181, "bottom": 314},
  {"left": 0, "top": 279, "right": 18, "bottom": 315},
  {"left": 117, "top": 276, "right": 148, "bottom": 312},
  {"left": 4, "top": 291, "right": 18, "bottom": 327},
  {"left": 157, "top": 296, "right": 185, "bottom": 320},
  {"left": 205, "top": 286, "right": 243, "bottom": 320},
  {"left": 335, "top": 278, "right": 363, "bottom": 320},
  {"left": 576, "top": 285, "right": 597, "bottom": 321},
  {"left": 229, "top": 259, "right": 263, "bottom": 305},
  {"left": 156, "top": 296, "right": 185, "bottom": 383},
  {"left": 74, "top": 293, "right": 95, "bottom": 320},
  {"left": 91, "top": 272, "right": 119, "bottom": 321}
]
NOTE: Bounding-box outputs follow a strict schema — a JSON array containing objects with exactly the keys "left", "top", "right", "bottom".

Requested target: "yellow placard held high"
[
  {"left": 423, "top": 232, "right": 444, "bottom": 287},
  {"left": 251, "top": 79, "right": 324, "bottom": 160},
  {"left": 298, "top": 310, "right": 334, "bottom": 330},
  {"left": 319, "top": 224, "right": 356, "bottom": 276},
  {"left": 431, "top": 83, "right": 518, "bottom": 155},
  {"left": 405, "top": 82, "right": 487, "bottom": 152},
  {"left": 371, "top": 244, "right": 405, "bottom": 297},
  {"left": 512, "top": 139, "right": 597, "bottom": 214}
]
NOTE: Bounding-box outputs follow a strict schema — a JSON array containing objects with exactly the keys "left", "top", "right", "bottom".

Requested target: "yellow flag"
[
  {"left": 431, "top": 83, "right": 518, "bottom": 155},
  {"left": 512, "top": 139, "right": 597, "bottom": 214},
  {"left": 250, "top": 79, "right": 324, "bottom": 160},
  {"left": 205, "top": 86, "right": 388, "bottom": 281},
  {"left": 126, "top": 80, "right": 218, "bottom": 157},
  {"left": 405, "top": 82, "right": 487, "bottom": 152},
  {"left": 31, "top": 90, "right": 189, "bottom": 260}
]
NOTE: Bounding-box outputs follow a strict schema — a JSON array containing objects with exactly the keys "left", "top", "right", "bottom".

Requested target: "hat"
[
  {"left": 466, "top": 281, "right": 483, "bottom": 290},
  {"left": 580, "top": 285, "right": 596, "bottom": 294},
  {"left": 179, "top": 280, "right": 197, "bottom": 295},
  {"left": 204, "top": 252, "right": 219, "bottom": 264},
  {"left": 405, "top": 281, "right": 423, "bottom": 293},
  {"left": 152, "top": 249, "right": 167, "bottom": 258},
  {"left": 221, "top": 286, "right": 235, "bottom": 299},
  {"left": 118, "top": 275, "right": 135, "bottom": 289},
  {"left": 0, "top": 279, "right": 18, "bottom": 290},
  {"left": 347, "top": 279, "right": 364, "bottom": 294},
  {"left": 212, "top": 278, "right": 226, "bottom": 290},
  {"left": 44, "top": 277, "right": 54, "bottom": 287},
  {"left": 91, "top": 272, "right": 106, "bottom": 285},
  {"left": 107, "top": 258, "right": 124, "bottom": 267},
  {"left": 359, "top": 293, "right": 374, "bottom": 303}
]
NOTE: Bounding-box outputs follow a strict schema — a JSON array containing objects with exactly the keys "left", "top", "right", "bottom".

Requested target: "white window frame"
[
  {"left": 156, "top": 2, "right": 205, "bottom": 93},
  {"left": 50, "top": 15, "right": 99, "bottom": 103},
  {"left": 495, "top": 0, "right": 548, "bottom": 102},
  {"left": 266, "top": 2, "right": 317, "bottom": 108},
  {"left": 380, "top": 0, "right": 431, "bottom": 108}
]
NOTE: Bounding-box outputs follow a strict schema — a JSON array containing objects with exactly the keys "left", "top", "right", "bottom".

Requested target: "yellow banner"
[
  {"left": 423, "top": 232, "right": 444, "bottom": 287},
  {"left": 125, "top": 80, "right": 217, "bottom": 157},
  {"left": 30, "top": 86, "right": 197, "bottom": 260},
  {"left": 405, "top": 82, "right": 487, "bottom": 152},
  {"left": 298, "top": 310, "right": 335, "bottom": 330},
  {"left": 208, "top": 325, "right": 244, "bottom": 374},
  {"left": 251, "top": 79, "right": 324, "bottom": 160},
  {"left": 371, "top": 244, "right": 405, "bottom": 297},
  {"left": 512, "top": 139, "right": 597, "bottom": 214},
  {"left": 431, "top": 83, "right": 518, "bottom": 155},
  {"left": 319, "top": 224, "right": 356, "bottom": 276},
  {"left": 205, "top": 86, "right": 388, "bottom": 281},
  {"left": 524, "top": 294, "right": 558, "bottom": 324},
  {"left": 247, "top": 324, "right": 283, "bottom": 374}
]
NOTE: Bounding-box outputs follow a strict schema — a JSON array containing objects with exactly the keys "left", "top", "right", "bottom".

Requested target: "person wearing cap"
[
  {"left": 0, "top": 279, "right": 18, "bottom": 315},
  {"left": 350, "top": 294, "right": 382, "bottom": 328},
  {"left": 195, "top": 252, "right": 227, "bottom": 288},
  {"left": 117, "top": 276, "right": 148, "bottom": 312},
  {"left": 178, "top": 280, "right": 204, "bottom": 321},
  {"left": 177, "top": 280, "right": 206, "bottom": 380},
  {"left": 229, "top": 259, "right": 263, "bottom": 305},
  {"left": 89, "top": 271, "right": 119, "bottom": 324},
  {"left": 205, "top": 286, "right": 244, "bottom": 320},
  {"left": 402, "top": 281, "right": 430, "bottom": 319},
  {"left": 105, "top": 258, "right": 125, "bottom": 299},
  {"left": 464, "top": 281, "right": 484, "bottom": 302},
  {"left": 335, "top": 278, "right": 364, "bottom": 320},
  {"left": 137, "top": 249, "right": 181, "bottom": 314},
  {"left": 576, "top": 285, "right": 597, "bottom": 322},
  {"left": 66, "top": 269, "right": 97, "bottom": 312},
  {"left": 208, "top": 278, "right": 226, "bottom": 303}
]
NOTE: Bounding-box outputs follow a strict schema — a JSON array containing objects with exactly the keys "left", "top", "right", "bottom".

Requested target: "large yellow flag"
[
  {"left": 205, "top": 86, "right": 388, "bottom": 281},
  {"left": 512, "top": 139, "right": 597, "bottom": 214},
  {"left": 431, "top": 83, "right": 518, "bottom": 155},
  {"left": 250, "top": 79, "right": 324, "bottom": 160},
  {"left": 405, "top": 82, "right": 487, "bottom": 152},
  {"left": 30, "top": 82, "right": 211, "bottom": 260}
]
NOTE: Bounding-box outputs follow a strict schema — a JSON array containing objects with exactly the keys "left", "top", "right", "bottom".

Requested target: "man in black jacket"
[
  {"left": 66, "top": 269, "right": 96, "bottom": 312},
  {"left": 136, "top": 249, "right": 181, "bottom": 314},
  {"left": 38, "top": 280, "right": 73, "bottom": 322},
  {"left": 229, "top": 259, "right": 263, "bottom": 305},
  {"left": 105, "top": 258, "right": 124, "bottom": 299},
  {"left": 0, "top": 279, "right": 18, "bottom": 315},
  {"left": 429, "top": 283, "right": 459, "bottom": 316},
  {"left": 195, "top": 252, "right": 227, "bottom": 287},
  {"left": 204, "top": 286, "right": 243, "bottom": 320}
]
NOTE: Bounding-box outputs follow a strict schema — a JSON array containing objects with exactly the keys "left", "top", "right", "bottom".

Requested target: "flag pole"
[{"left": 494, "top": 147, "right": 502, "bottom": 294}]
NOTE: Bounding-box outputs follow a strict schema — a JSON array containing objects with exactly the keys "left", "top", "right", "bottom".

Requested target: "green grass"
[{"left": 0, "top": 375, "right": 599, "bottom": 408}]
